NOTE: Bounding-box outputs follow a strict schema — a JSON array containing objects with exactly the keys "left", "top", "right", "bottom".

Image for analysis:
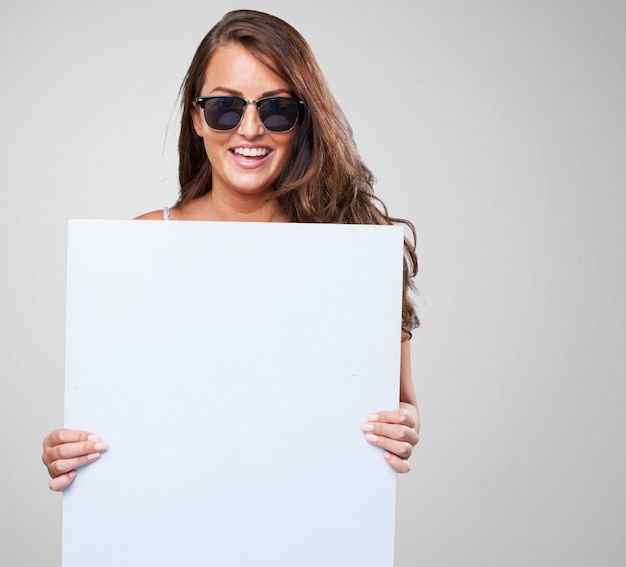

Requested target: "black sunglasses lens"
[
  {"left": 259, "top": 98, "right": 300, "bottom": 132},
  {"left": 204, "top": 97, "right": 244, "bottom": 130},
  {"left": 201, "top": 97, "right": 300, "bottom": 132}
]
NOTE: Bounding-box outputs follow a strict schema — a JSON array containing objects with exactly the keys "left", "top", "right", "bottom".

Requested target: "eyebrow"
[{"left": 208, "top": 86, "right": 293, "bottom": 98}]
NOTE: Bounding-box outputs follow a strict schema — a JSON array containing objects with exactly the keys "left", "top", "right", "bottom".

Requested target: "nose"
[{"left": 237, "top": 101, "right": 265, "bottom": 138}]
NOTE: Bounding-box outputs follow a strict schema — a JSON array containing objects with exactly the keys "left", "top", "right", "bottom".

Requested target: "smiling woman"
[{"left": 41, "top": 9, "right": 421, "bottom": 491}]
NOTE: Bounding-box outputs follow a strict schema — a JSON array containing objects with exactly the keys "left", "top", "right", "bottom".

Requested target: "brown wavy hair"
[{"left": 177, "top": 9, "right": 419, "bottom": 338}]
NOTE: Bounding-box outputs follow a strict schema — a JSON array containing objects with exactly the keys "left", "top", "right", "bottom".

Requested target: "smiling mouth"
[{"left": 232, "top": 147, "right": 270, "bottom": 157}]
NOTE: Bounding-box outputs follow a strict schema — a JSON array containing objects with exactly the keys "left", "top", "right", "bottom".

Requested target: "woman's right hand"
[{"left": 42, "top": 429, "right": 108, "bottom": 491}]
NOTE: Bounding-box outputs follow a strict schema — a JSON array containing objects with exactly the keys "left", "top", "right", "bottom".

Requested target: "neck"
[{"left": 196, "top": 190, "right": 287, "bottom": 223}]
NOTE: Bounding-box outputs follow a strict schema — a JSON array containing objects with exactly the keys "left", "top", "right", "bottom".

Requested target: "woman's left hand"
[{"left": 361, "top": 401, "right": 420, "bottom": 473}]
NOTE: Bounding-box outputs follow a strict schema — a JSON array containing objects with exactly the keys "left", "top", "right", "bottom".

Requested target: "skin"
[{"left": 42, "top": 42, "right": 420, "bottom": 491}]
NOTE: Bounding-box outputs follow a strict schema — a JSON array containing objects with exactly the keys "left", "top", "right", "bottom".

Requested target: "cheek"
[
  {"left": 277, "top": 132, "right": 296, "bottom": 161},
  {"left": 202, "top": 132, "right": 226, "bottom": 161}
]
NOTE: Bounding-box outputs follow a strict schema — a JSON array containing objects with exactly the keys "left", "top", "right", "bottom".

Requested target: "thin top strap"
[{"left": 163, "top": 206, "right": 171, "bottom": 221}]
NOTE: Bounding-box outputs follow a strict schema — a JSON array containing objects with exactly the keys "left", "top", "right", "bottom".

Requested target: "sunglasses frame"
[{"left": 195, "top": 95, "right": 304, "bottom": 133}]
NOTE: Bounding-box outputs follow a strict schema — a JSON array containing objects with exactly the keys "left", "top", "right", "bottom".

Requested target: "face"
[{"left": 192, "top": 43, "right": 297, "bottom": 201}]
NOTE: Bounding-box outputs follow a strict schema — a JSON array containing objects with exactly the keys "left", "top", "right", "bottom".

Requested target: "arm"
[
  {"left": 42, "top": 429, "right": 108, "bottom": 491},
  {"left": 361, "top": 340, "right": 420, "bottom": 473}
]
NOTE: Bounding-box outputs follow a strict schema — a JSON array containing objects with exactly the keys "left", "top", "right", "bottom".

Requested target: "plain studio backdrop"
[{"left": 0, "top": 1, "right": 624, "bottom": 566}]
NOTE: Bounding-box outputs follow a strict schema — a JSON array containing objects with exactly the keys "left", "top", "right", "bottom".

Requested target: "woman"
[{"left": 42, "top": 9, "right": 420, "bottom": 491}]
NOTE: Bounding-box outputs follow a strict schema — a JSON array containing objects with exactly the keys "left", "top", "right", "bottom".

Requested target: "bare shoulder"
[{"left": 134, "top": 210, "right": 166, "bottom": 220}]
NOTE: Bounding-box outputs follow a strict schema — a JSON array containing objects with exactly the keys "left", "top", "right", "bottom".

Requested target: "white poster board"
[{"left": 63, "top": 220, "right": 403, "bottom": 566}]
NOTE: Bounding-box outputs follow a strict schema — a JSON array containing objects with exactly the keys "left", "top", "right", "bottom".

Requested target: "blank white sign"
[{"left": 63, "top": 219, "right": 403, "bottom": 566}]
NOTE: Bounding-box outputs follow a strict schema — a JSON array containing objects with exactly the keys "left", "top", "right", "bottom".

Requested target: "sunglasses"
[{"left": 195, "top": 96, "right": 304, "bottom": 133}]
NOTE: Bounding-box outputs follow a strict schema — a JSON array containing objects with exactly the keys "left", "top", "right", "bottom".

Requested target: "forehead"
[{"left": 201, "top": 43, "right": 290, "bottom": 96}]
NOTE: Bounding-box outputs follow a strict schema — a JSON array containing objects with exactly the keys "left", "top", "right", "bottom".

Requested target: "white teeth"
[{"left": 233, "top": 147, "right": 269, "bottom": 157}]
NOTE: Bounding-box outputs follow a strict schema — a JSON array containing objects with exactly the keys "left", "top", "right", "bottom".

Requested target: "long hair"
[{"left": 178, "top": 9, "right": 419, "bottom": 337}]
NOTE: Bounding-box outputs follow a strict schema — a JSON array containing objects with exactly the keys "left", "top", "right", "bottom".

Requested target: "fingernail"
[
  {"left": 361, "top": 423, "right": 374, "bottom": 432},
  {"left": 383, "top": 451, "right": 391, "bottom": 460},
  {"left": 93, "top": 441, "right": 108, "bottom": 451},
  {"left": 69, "top": 471, "right": 77, "bottom": 478},
  {"left": 87, "top": 434, "right": 101, "bottom": 442},
  {"left": 365, "top": 433, "right": 378, "bottom": 443},
  {"left": 368, "top": 414, "right": 379, "bottom": 422},
  {"left": 87, "top": 452, "right": 101, "bottom": 461}
]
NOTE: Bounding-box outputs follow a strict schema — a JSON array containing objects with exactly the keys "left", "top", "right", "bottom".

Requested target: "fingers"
[
  {"left": 44, "top": 428, "right": 93, "bottom": 448},
  {"left": 362, "top": 427, "right": 415, "bottom": 460},
  {"left": 46, "top": 448, "right": 104, "bottom": 479},
  {"left": 42, "top": 429, "right": 108, "bottom": 488},
  {"left": 361, "top": 405, "right": 419, "bottom": 473},
  {"left": 384, "top": 451, "right": 411, "bottom": 474},
  {"left": 48, "top": 471, "right": 77, "bottom": 492},
  {"left": 369, "top": 407, "right": 418, "bottom": 430},
  {"left": 362, "top": 412, "right": 419, "bottom": 449}
]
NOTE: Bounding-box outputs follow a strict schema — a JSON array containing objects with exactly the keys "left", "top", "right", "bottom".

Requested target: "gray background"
[{"left": 1, "top": 0, "right": 624, "bottom": 566}]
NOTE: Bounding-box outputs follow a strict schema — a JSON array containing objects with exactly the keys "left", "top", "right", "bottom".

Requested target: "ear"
[{"left": 191, "top": 101, "right": 204, "bottom": 136}]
